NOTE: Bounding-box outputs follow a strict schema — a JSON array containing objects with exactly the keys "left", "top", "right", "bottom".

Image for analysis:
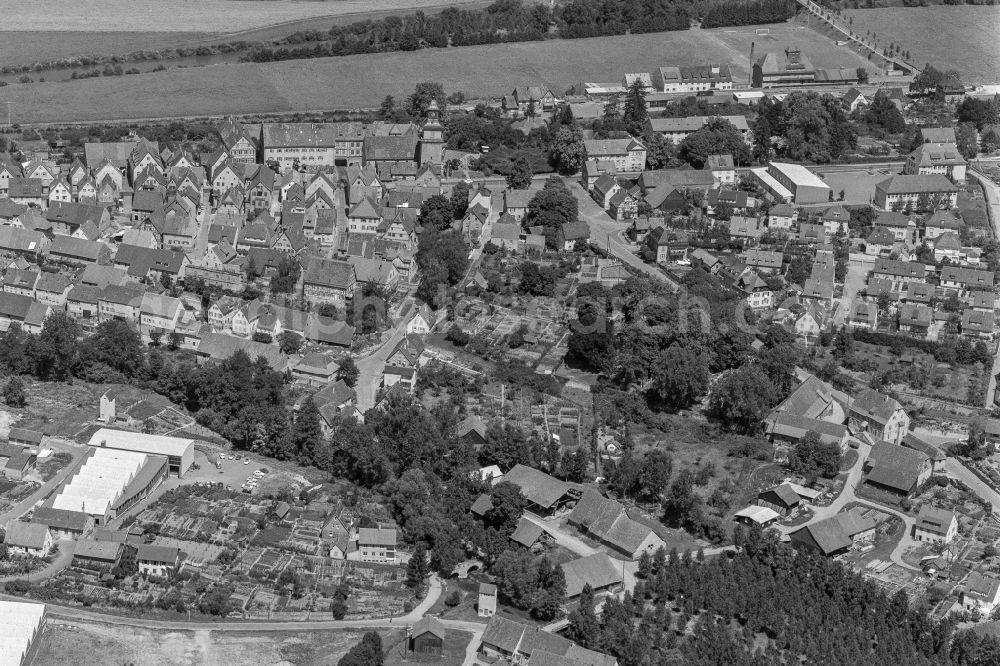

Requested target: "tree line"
[
  {"left": 561, "top": 528, "right": 999, "bottom": 666},
  {"left": 244, "top": 0, "right": 795, "bottom": 64}
]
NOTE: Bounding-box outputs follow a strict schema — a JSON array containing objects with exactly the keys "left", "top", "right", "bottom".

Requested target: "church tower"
[{"left": 419, "top": 100, "right": 445, "bottom": 166}]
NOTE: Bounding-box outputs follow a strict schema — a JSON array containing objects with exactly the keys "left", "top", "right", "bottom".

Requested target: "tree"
[
  {"left": 956, "top": 122, "right": 979, "bottom": 159},
  {"left": 450, "top": 180, "right": 471, "bottom": 219},
  {"left": 3, "top": 377, "right": 26, "bottom": 407},
  {"left": 709, "top": 366, "right": 778, "bottom": 433},
  {"left": 417, "top": 194, "right": 454, "bottom": 231},
  {"left": 338, "top": 631, "right": 383, "bottom": 666},
  {"left": 289, "top": 397, "right": 323, "bottom": 464},
  {"left": 416, "top": 227, "right": 469, "bottom": 308},
  {"left": 788, "top": 431, "right": 842, "bottom": 479},
  {"left": 85, "top": 318, "right": 146, "bottom": 378},
  {"left": 337, "top": 358, "right": 359, "bottom": 387},
  {"left": 277, "top": 331, "right": 303, "bottom": 355},
  {"left": 856, "top": 67, "right": 869, "bottom": 84},
  {"left": 483, "top": 481, "right": 526, "bottom": 535},
  {"left": 623, "top": 79, "right": 648, "bottom": 132},
  {"left": 406, "top": 542, "right": 428, "bottom": 588},
  {"left": 528, "top": 176, "right": 578, "bottom": 248},
  {"left": 505, "top": 156, "right": 533, "bottom": 189},
  {"left": 644, "top": 132, "right": 676, "bottom": 169},
  {"left": 752, "top": 114, "right": 772, "bottom": 162},
  {"left": 678, "top": 117, "right": 752, "bottom": 168},
  {"left": 379, "top": 95, "right": 397, "bottom": 121},
  {"left": 33, "top": 311, "right": 80, "bottom": 380},
  {"left": 550, "top": 124, "right": 586, "bottom": 174},
  {"left": 652, "top": 343, "right": 709, "bottom": 411},
  {"left": 407, "top": 82, "right": 446, "bottom": 117},
  {"left": 865, "top": 93, "right": 906, "bottom": 134}
]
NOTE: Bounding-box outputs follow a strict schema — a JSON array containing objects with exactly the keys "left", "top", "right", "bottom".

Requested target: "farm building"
[
  {"left": 3, "top": 522, "right": 53, "bottom": 557},
  {"left": 756, "top": 484, "right": 802, "bottom": 516},
  {"left": 733, "top": 505, "right": 781, "bottom": 527},
  {"left": 560, "top": 553, "right": 625, "bottom": 599},
  {"left": 86, "top": 428, "right": 194, "bottom": 476},
  {"left": 478, "top": 615, "right": 616, "bottom": 666},
  {"left": 568, "top": 490, "right": 665, "bottom": 560},
  {"left": 30, "top": 507, "right": 94, "bottom": 540},
  {"left": 863, "top": 441, "right": 931, "bottom": 496},
  {"left": 788, "top": 509, "right": 875, "bottom": 557},
  {"left": 411, "top": 616, "right": 446, "bottom": 656},
  {"left": 499, "top": 464, "right": 580, "bottom": 515}
]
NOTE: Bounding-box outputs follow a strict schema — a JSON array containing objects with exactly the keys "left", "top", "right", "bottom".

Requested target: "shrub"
[{"left": 444, "top": 590, "right": 462, "bottom": 607}]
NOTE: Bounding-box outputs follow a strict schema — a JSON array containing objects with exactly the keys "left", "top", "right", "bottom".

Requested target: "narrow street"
[
  {"left": 564, "top": 178, "right": 679, "bottom": 291},
  {"left": 967, "top": 168, "right": 1000, "bottom": 407}
]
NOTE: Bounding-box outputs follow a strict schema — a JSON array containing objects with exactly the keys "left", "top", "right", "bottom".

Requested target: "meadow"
[
  {"left": 0, "top": 22, "right": 870, "bottom": 124},
  {"left": 0, "top": 0, "right": 490, "bottom": 33},
  {"left": 844, "top": 6, "right": 1000, "bottom": 83}
]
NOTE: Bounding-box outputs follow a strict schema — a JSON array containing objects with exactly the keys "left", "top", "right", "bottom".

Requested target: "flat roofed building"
[
  {"left": 0, "top": 599, "right": 46, "bottom": 666},
  {"left": 764, "top": 163, "right": 832, "bottom": 204},
  {"left": 87, "top": 428, "right": 194, "bottom": 476}
]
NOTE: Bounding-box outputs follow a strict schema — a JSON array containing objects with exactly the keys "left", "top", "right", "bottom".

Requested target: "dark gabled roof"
[
  {"left": 509, "top": 517, "right": 545, "bottom": 547},
  {"left": 4, "top": 521, "right": 49, "bottom": 549},
  {"left": 759, "top": 483, "right": 801, "bottom": 508},
  {"left": 561, "top": 553, "right": 624, "bottom": 597},
  {"left": 31, "top": 506, "right": 91, "bottom": 531},
  {"left": 850, "top": 389, "right": 903, "bottom": 425},
  {"left": 412, "top": 615, "right": 446, "bottom": 640},
  {"left": 481, "top": 615, "right": 527, "bottom": 654},
  {"left": 8, "top": 427, "right": 42, "bottom": 445},
  {"left": 502, "top": 464, "right": 571, "bottom": 509},
  {"left": 136, "top": 544, "right": 179, "bottom": 563},
  {"left": 304, "top": 257, "right": 355, "bottom": 290},
  {"left": 866, "top": 441, "right": 928, "bottom": 493}
]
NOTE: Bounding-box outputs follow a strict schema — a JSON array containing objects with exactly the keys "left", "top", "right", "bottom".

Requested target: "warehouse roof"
[{"left": 87, "top": 428, "right": 194, "bottom": 458}]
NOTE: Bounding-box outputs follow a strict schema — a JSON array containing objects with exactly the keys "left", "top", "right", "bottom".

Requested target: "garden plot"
[{"left": 151, "top": 537, "right": 224, "bottom": 566}]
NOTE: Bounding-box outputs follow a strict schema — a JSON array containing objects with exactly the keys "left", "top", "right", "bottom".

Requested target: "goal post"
[{"left": 754, "top": 28, "right": 770, "bottom": 36}]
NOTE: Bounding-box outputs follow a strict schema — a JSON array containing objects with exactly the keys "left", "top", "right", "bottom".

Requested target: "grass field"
[
  {"left": 0, "top": 0, "right": 491, "bottom": 33},
  {"left": 35, "top": 624, "right": 380, "bottom": 666},
  {"left": 0, "top": 32, "right": 211, "bottom": 66},
  {"left": 844, "top": 6, "right": 1000, "bottom": 83},
  {"left": 0, "top": 22, "right": 870, "bottom": 124}
]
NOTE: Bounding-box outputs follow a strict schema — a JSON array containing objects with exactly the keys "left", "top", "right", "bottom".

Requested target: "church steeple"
[{"left": 419, "top": 100, "right": 445, "bottom": 166}]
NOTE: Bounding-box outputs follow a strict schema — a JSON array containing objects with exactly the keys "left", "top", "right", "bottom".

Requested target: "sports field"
[
  {"left": 844, "top": 6, "right": 999, "bottom": 83},
  {"left": 0, "top": 22, "right": 871, "bottom": 124},
  {"left": 0, "top": 0, "right": 490, "bottom": 33}
]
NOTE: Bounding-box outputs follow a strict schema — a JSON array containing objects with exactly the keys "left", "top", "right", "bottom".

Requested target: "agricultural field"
[
  {"left": 0, "top": 21, "right": 868, "bottom": 124},
  {"left": 34, "top": 623, "right": 386, "bottom": 666},
  {"left": 844, "top": 6, "right": 1000, "bottom": 83},
  {"left": 0, "top": 32, "right": 207, "bottom": 67},
  {"left": 0, "top": 0, "right": 491, "bottom": 33}
]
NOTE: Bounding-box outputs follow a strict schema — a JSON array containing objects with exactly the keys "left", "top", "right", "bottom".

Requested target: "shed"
[{"left": 411, "top": 616, "right": 446, "bottom": 656}]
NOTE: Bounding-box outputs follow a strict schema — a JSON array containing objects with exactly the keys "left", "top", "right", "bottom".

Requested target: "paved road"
[
  {"left": 30, "top": 573, "right": 480, "bottom": 634},
  {"left": 564, "top": 179, "right": 678, "bottom": 292},
  {"left": 945, "top": 458, "right": 1000, "bottom": 514},
  {"left": 0, "top": 539, "right": 76, "bottom": 583},
  {"left": 968, "top": 168, "right": 1000, "bottom": 407},
  {"left": 354, "top": 322, "right": 408, "bottom": 412}
]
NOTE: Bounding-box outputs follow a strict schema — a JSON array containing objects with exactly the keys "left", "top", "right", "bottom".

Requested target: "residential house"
[
  {"left": 766, "top": 412, "right": 850, "bottom": 455},
  {"left": 504, "top": 190, "right": 532, "bottom": 223},
  {"left": 924, "top": 210, "right": 964, "bottom": 240},
  {"left": 767, "top": 203, "right": 796, "bottom": 230},
  {"left": 961, "top": 309, "right": 995, "bottom": 340},
  {"left": 962, "top": 573, "right": 1000, "bottom": 615},
  {"left": 940, "top": 266, "right": 994, "bottom": 295},
  {"left": 98, "top": 284, "right": 145, "bottom": 322},
  {"left": 756, "top": 484, "right": 801, "bottom": 517},
  {"left": 136, "top": 544, "right": 179, "bottom": 578},
  {"left": 848, "top": 300, "right": 878, "bottom": 330},
  {"left": 34, "top": 272, "right": 71, "bottom": 307},
  {"left": 898, "top": 303, "right": 933, "bottom": 338},
  {"left": 913, "top": 505, "right": 958, "bottom": 544},
  {"left": 646, "top": 115, "right": 751, "bottom": 145},
  {"left": 558, "top": 222, "right": 590, "bottom": 251},
  {"left": 356, "top": 527, "right": 396, "bottom": 563},
  {"left": 849, "top": 389, "right": 909, "bottom": 445},
  {"left": 3, "top": 269, "right": 37, "bottom": 297},
  {"left": 843, "top": 87, "right": 868, "bottom": 112},
  {"left": 48, "top": 236, "right": 110, "bottom": 266},
  {"left": 3, "top": 522, "right": 53, "bottom": 557},
  {"left": 705, "top": 153, "right": 736, "bottom": 185},
  {"left": 561, "top": 552, "right": 625, "bottom": 599}
]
